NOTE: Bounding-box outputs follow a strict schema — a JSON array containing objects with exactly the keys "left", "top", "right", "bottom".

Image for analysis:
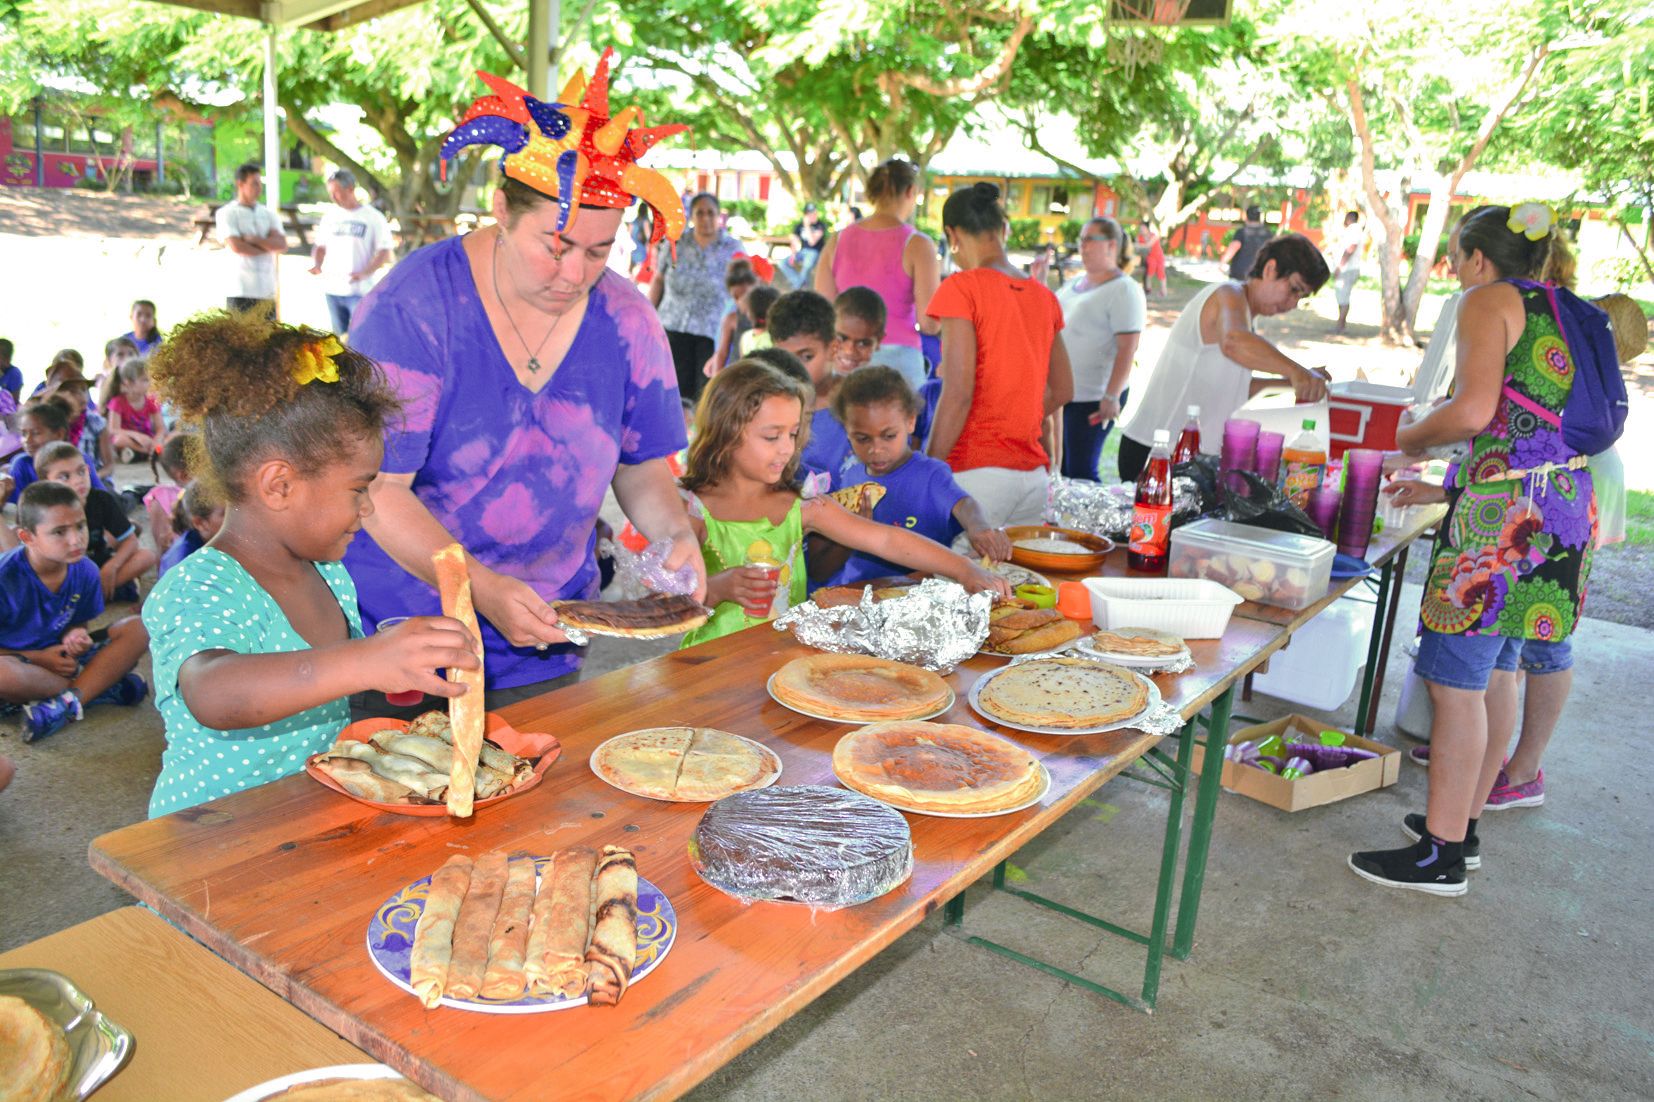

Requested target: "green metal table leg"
[
  {"left": 1172, "top": 685, "right": 1234, "bottom": 960},
  {"left": 1354, "top": 559, "right": 1396, "bottom": 737},
  {"left": 1139, "top": 715, "right": 1194, "bottom": 1006}
]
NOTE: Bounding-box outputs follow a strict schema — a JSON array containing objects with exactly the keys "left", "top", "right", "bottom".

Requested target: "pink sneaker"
[
  {"left": 1484, "top": 769, "right": 1544, "bottom": 810},
  {"left": 1408, "top": 745, "right": 1430, "bottom": 766}
]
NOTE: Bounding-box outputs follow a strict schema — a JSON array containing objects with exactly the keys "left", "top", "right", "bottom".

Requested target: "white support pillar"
[
  {"left": 526, "top": 0, "right": 561, "bottom": 101},
  {"left": 263, "top": 19, "right": 282, "bottom": 312}
]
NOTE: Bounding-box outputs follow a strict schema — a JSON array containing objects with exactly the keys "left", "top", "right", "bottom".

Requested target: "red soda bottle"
[
  {"left": 1172, "top": 404, "right": 1201, "bottom": 466},
  {"left": 1128, "top": 430, "right": 1174, "bottom": 574}
]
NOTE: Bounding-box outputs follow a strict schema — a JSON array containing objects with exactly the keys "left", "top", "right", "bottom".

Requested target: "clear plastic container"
[
  {"left": 1082, "top": 577, "right": 1244, "bottom": 639},
  {"left": 1167, "top": 518, "right": 1334, "bottom": 610}
]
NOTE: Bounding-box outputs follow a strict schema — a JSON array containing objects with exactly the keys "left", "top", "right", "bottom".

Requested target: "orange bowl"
[
  {"left": 1005, "top": 526, "right": 1113, "bottom": 575},
  {"left": 305, "top": 711, "right": 561, "bottom": 816}
]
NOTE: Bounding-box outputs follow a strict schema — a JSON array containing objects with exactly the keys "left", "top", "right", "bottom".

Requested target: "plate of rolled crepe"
[
  {"left": 306, "top": 711, "right": 561, "bottom": 815},
  {"left": 366, "top": 847, "right": 674, "bottom": 1012}
]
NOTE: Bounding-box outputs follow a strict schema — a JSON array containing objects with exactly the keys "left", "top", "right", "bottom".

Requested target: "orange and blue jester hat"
[{"left": 439, "top": 47, "right": 688, "bottom": 255}]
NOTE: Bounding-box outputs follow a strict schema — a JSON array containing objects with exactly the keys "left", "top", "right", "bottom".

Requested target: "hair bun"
[{"left": 972, "top": 182, "right": 1000, "bottom": 200}]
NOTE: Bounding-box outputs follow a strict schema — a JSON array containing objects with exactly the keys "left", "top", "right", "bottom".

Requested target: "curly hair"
[
  {"left": 681, "top": 359, "right": 811, "bottom": 495},
  {"left": 830, "top": 365, "right": 918, "bottom": 423},
  {"left": 147, "top": 310, "right": 400, "bottom": 503}
]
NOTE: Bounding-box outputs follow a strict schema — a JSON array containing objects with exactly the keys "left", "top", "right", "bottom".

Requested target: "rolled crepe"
[
  {"left": 479, "top": 857, "right": 538, "bottom": 999},
  {"left": 311, "top": 757, "right": 422, "bottom": 804},
  {"left": 585, "top": 845, "right": 638, "bottom": 1007},
  {"left": 526, "top": 847, "right": 598, "bottom": 998},
  {"left": 410, "top": 855, "right": 473, "bottom": 1008},
  {"left": 372, "top": 732, "right": 453, "bottom": 772},
  {"left": 445, "top": 850, "right": 509, "bottom": 1000},
  {"left": 434, "top": 542, "right": 486, "bottom": 817},
  {"left": 318, "top": 744, "right": 448, "bottom": 800},
  {"left": 426, "top": 718, "right": 527, "bottom": 778}
]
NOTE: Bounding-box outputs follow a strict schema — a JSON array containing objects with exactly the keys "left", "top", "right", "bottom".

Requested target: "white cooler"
[{"left": 1250, "top": 595, "right": 1376, "bottom": 711}]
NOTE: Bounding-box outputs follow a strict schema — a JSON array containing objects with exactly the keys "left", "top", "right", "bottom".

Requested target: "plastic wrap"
[
  {"left": 774, "top": 577, "right": 990, "bottom": 674},
  {"left": 688, "top": 785, "right": 914, "bottom": 909},
  {"left": 1045, "top": 476, "right": 1201, "bottom": 540},
  {"left": 598, "top": 536, "right": 699, "bottom": 600}
]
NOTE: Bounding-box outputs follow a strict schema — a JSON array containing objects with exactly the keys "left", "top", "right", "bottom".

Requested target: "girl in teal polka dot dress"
[{"left": 141, "top": 312, "right": 480, "bottom": 817}]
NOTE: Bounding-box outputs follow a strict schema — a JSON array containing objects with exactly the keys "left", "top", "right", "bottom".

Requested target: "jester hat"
[{"left": 440, "top": 47, "right": 687, "bottom": 254}]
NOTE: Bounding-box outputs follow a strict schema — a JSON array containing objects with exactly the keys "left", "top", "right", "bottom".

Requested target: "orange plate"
[
  {"left": 304, "top": 712, "right": 561, "bottom": 816},
  {"left": 1005, "top": 525, "right": 1113, "bottom": 574}
]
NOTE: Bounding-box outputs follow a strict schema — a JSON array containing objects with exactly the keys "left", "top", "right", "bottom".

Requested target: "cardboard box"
[{"left": 1190, "top": 714, "right": 1401, "bottom": 812}]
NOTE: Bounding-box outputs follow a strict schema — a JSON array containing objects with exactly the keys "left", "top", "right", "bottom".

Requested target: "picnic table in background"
[{"left": 192, "top": 202, "right": 319, "bottom": 249}]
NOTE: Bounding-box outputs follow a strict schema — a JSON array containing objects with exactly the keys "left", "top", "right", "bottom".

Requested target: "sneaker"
[
  {"left": 1347, "top": 838, "right": 1467, "bottom": 896},
  {"left": 1409, "top": 745, "right": 1430, "bottom": 766},
  {"left": 1403, "top": 813, "right": 1480, "bottom": 869},
  {"left": 23, "top": 691, "right": 83, "bottom": 743},
  {"left": 1484, "top": 769, "right": 1544, "bottom": 810},
  {"left": 88, "top": 673, "right": 147, "bottom": 709}
]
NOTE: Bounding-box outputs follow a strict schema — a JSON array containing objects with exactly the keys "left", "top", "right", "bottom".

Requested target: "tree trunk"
[
  {"left": 1399, "top": 177, "right": 1457, "bottom": 340},
  {"left": 1346, "top": 73, "right": 1410, "bottom": 345}
]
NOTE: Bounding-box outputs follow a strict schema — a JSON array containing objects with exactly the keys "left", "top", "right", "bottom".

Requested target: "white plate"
[
  {"left": 974, "top": 644, "right": 1073, "bottom": 663},
  {"left": 765, "top": 671, "right": 954, "bottom": 723},
  {"left": 222, "top": 1064, "right": 401, "bottom": 1102},
  {"left": 967, "top": 664, "right": 1163, "bottom": 736},
  {"left": 588, "top": 729, "right": 782, "bottom": 802},
  {"left": 849, "top": 762, "right": 1053, "bottom": 818},
  {"left": 1074, "top": 628, "right": 1193, "bottom": 670}
]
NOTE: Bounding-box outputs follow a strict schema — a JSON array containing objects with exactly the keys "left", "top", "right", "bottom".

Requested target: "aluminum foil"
[
  {"left": 688, "top": 785, "right": 914, "bottom": 910},
  {"left": 1001, "top": 653, "right": 1186, "bottom": 738},
  {"left": 773, "top": 577, "right": 991, "bottom": 674},
  {"left": 1045, "top": 476, "right": 1202, "bottom": 540}
]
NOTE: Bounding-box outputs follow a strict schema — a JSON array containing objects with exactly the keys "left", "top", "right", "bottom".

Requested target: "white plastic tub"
[
  {"left": 1082, "top": 577, "right": 1244, "bottom": 640},
  {"left": 1250, "top": 594, "right": 1376, "bottom": 710}
]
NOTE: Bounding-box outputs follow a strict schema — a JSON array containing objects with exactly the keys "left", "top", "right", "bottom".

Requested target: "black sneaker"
[
  {"left": 1348, "top": 837, "right": 1467, "bottom": 896},
  {"left": 1403, "top": 813, "right": 1480, "bottom": 869}
]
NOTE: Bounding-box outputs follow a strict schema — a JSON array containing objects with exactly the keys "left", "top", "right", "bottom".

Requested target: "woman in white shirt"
[{"left": 1054, "top": 218, "right": 1145, "bottom": 481}]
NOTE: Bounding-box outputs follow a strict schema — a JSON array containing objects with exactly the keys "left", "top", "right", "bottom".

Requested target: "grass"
[{"left": 1625, "top": 488, "right": 1654, "bottom": 547}]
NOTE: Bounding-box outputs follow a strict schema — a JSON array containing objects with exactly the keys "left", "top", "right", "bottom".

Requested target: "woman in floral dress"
[{"left": 1349, "top": 204, "right": 1594, "bottom": 896}]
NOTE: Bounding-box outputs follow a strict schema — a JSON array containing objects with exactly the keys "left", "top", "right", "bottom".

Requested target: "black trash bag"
[
  {"left": 1219, "top": 469, "right": 1323, "bottom": 538},
  {"left": 1173, "top": 454, "right": 1226, "bottom": 515}
]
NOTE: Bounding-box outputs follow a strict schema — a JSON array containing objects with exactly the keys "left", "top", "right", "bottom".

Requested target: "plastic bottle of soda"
[
  {"left": 1280, "top": 418, "right": 1326, "bottom": 508},
  {"left": 1128, "top": 429, "right": 1174, "bottom": 573},
  {"left": 1172, "top": 405, "right": 1201, "bottom": 466}
]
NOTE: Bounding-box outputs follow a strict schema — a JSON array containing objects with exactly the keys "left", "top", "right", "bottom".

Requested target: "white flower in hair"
[{"left": 1506, "top": 203, "right": 1553, "bottom": 241}]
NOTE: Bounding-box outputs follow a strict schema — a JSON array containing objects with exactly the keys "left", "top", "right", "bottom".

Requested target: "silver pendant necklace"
[{"left": 492, "top": 233, "right": 555, "bottom": 374}]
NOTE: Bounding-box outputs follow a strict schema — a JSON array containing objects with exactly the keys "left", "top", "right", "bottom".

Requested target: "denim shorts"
[{"left": 1415, "top": 629, "right": 1573, "bottom": 690}]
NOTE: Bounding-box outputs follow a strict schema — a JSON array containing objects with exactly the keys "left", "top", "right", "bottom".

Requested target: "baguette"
[{"left": 433, "top": 542, "right": 486, "bottom": 817}]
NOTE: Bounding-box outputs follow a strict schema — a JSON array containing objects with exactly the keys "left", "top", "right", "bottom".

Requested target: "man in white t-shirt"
[
  {"left": 308, "top": 168, "right": 395, "bottom": 335},
  {"left": 1332, "top": 210, "right": 1365, "bottom": 333},
  {"left": 214, "top": 163, "right": 287, "bottom": 315}
]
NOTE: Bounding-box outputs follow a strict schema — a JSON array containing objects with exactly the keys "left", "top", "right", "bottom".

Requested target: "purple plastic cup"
[
  {"left": 1337, "top": 471, "right": 1383, "bottom": 557},
  {"left": 1254, "top": 431, "right": 1285, "bottom": 484},
  {"left": 1307, "top": 487, "right": 1342, "bottom": 541},
  {"left": 1344, "top": 448, "right": 1384, "bottom": 484}
]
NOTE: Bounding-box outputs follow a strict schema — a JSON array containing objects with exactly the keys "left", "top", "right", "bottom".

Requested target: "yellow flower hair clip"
[
  {"left": 293, "top": 335, "right": 344, "bottom": 386},
  {"left": 1507, "top": 202, "right": 1553, "bottom": 241}
]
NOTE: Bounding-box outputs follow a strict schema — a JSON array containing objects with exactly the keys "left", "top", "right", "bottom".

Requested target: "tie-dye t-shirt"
[{"left": 343, "top": 235, "right": 686, "bottom": 689}]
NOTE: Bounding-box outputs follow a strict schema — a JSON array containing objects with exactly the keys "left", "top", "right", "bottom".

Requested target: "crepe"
[
  {"left": 771, "top": 653, "right": 951, "bottom": 721},
  {"left": 0, "top": 995, "right": 71, "bottom": 1102},
  {"left": 434, "top": 543, "right": 486, "bottom": 818},
  {"left": 270, "top": 1079, "right": 440, "bottom": 1101},
  {"left": 310, "top": 757, "right": 423, "bottom": 804},
  {"left": 977, "top": 657, "right": 1150, "bottom": 730},
  {"left": 480, "top": 856, "right": 538, "bottom": 999},
  {"left": 593, "top": 726, "right": 778, "bottom": 802},
  {"left": 415, "top": 710, "right": 529, "bottom": 778},
  {"left": 833, "top": 721, "right": 1045, "bottom": 814},
  {"left": 318, "top": 742, "right": 450, "bottom": 797},
  {"left": 828, "top": 481, "right": 887, "bottom": 513},
  {"left": 445, "top": 850, "right": 509, "bottom": 1000},
  {"left": 551, "top": 594, "right": 710, "bottom": 639},
  {"left": 1013, "top": 536, "right": 1093, "bottom": 554},
  {"left": 526, "top": 847, "right": 598, "bottom": 998},
  {"left": 409, "top": 854, "right": 473, "bottom": 1008},
  {"left": 585, "top": 845, "right": 638, "bottom": 1006},
  {"left": 1087, "top": 629, "right": 1187, "bottom": 658}
]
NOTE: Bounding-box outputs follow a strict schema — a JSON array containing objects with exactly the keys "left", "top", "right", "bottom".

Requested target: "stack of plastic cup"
[
  {"left": 1307, "top": 487, "right": 1342, "bottom": 541},
  {"left": 1220, "top": 418, "right": 1261, "bottom": 492},
  {"left": 1254, "top": 430, "right": 1285, "bottom": 486},
  {"left": 1337, "top": 448, "right": 1385, "bottom": 558}
]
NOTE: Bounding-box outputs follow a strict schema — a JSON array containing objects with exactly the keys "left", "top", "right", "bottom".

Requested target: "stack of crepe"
[
  {"left": 311, "top": 711, "right": 534, "bottom": 806},
  {"left": 408, "top": 845, "right": 639, "bottom": 1008}
]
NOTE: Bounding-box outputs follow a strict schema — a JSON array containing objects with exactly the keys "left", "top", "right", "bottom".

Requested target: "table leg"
[
  {"left": 1171, "top": 685, "right": 1235, "bottom": 960},
  {"left": 1140, "top": 715, "right": 1194, "bottom": 1006},
  {"left": 1363, "top": 545, "right": 1410, "bottom": 736},
  {"left": 1354, "top": 559, "right": 1396, "bottom": 738}
]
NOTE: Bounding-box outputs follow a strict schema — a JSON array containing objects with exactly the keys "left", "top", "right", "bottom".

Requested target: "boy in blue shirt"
[
  {"left": 0, "top": 481, "right": 149, "bottom": 741},
  {"left": 769, "top": 290, "right": 854, "bottom": 482},
  {"left": 811, "top": 367, "right": 1011, "bottom": 587}
]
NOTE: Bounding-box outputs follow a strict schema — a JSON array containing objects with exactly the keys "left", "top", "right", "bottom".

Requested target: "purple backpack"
[{"left": 1509, "top": 278, "right": 1629, "bottom": 456}]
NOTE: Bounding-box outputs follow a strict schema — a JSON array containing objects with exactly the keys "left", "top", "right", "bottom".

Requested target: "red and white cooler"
[{"left": 1326, "top": 381, "right": 1413, "bottom": 458}]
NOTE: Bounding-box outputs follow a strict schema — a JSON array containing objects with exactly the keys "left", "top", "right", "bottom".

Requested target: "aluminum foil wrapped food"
[
  {"left": 688, "top": 785, "right": 914, "bottom": 909},
  {"left": 1045, "top": 476, "right": 1202, "bottom": 540},
  {"left": 773, "top": 577, "right": 990, "bottom": 674}
]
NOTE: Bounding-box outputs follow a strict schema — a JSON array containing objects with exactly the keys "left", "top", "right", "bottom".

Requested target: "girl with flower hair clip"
[
  {"left": 1348, "top": 203, "right": 1597, "bottom": 897},
  {"left": 139, "top": 311, "right": 480, "bottom": 816}
]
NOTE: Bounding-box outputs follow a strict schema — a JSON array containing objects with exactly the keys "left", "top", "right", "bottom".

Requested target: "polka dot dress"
[{"left": 141, "top": 548, "right": 364, "bottom": 818}]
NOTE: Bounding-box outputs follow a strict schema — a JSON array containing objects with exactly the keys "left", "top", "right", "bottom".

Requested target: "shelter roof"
[{"left": 151, "top": 0, "right": 425, "bottom": 32}]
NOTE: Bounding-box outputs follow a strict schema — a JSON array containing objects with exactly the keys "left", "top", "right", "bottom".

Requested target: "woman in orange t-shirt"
[{"left": 924, "top": 182, "right": 1073, "bottom": 527}]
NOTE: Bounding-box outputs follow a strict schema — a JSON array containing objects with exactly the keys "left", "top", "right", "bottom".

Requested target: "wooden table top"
[
  {"left": 0, "top": 907, "right": 372, "bottom": 1102},
  {"left": 89, "top": 616, "right": 1285, "bottom": 1102}
]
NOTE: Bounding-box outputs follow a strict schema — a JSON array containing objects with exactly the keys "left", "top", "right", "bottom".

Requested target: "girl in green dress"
[
  {"left": 680, "top": 360, "right": 1009, "bottom": 648},
  {"left": 142, "top": 312, "right": 479, "bottom": 816}
]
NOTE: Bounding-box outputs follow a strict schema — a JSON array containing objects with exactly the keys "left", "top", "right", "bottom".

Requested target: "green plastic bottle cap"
[
  {"left": 1318, "top": 729, "right": 1347, "bottom": 746},
  {"left": 1301, "top": 418, "right": 1316, "bottom": 430}
]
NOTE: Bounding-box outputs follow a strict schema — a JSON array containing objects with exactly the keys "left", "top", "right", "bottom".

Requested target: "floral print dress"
[{"left": 1420, "top": 281, "right": 1596, "bottom": 643}]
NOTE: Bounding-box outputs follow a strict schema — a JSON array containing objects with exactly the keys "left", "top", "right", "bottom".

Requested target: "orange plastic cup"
[{"left": 1056, "top": 580, "right": 1092, "bottom": 620}]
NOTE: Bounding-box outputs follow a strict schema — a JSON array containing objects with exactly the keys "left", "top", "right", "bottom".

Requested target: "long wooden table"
[{"left": 90, "top": 616, "right": 1286, "bottom": 1102}]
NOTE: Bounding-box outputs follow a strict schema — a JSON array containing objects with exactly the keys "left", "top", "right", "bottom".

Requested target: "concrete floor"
[{"left": 3, "top": 580, "right": 1652, "bottom": 1101}]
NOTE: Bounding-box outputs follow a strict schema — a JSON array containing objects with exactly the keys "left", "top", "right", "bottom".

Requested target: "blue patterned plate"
[{"left": 366, "top": 855, "right": 676, "bottom": 1013}]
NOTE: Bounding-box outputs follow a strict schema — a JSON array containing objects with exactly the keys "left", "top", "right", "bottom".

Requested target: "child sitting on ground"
[
  {"left": 768, "top": 289, "right": 853, "bottom": 480},
  {"left": 49, "top": 376, "right": 113, "bottom": 481},
  {"left": 4, "top": 396, "right": 111, "bottom": 505},
  {"left": 811, "top": 367, "right": 1012, "bottom": 588},
  {"left": 141, "top": 310, "right": 479, "bottom": 817},
  {"left": 145, "top": 434, "right": 195, "bottom": 555},
  {"left": 0, "top": 481, "right": 150, "bottom": 742},
  {"left": 158, "top": 481, "right": 224, "bottom": 578},
  {"left": 102, "top": 358, "right": 168, "bottom": 464},
  {"left": 677, "top": 359, "right": 1009, "bottom": 647},
  {"left": 736, "top": 285, "right": 780, "bottom": 359},
  {"left": 36, "top": 441, "right": 156, "bottom": 602},
  {"left": 125, "top": 299, "right": 163, "bottom": 357}
]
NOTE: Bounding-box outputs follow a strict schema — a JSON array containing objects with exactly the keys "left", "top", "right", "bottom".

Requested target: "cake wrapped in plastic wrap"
[
  {"left": 689, "top": 785, "right": 914, "bottom": 909},
  {"left": 1046, "top": 476, "right": 1201, "bottom": 540},
  {"left": 773, "top": 576, "right": 989, "bottom": 674}
]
